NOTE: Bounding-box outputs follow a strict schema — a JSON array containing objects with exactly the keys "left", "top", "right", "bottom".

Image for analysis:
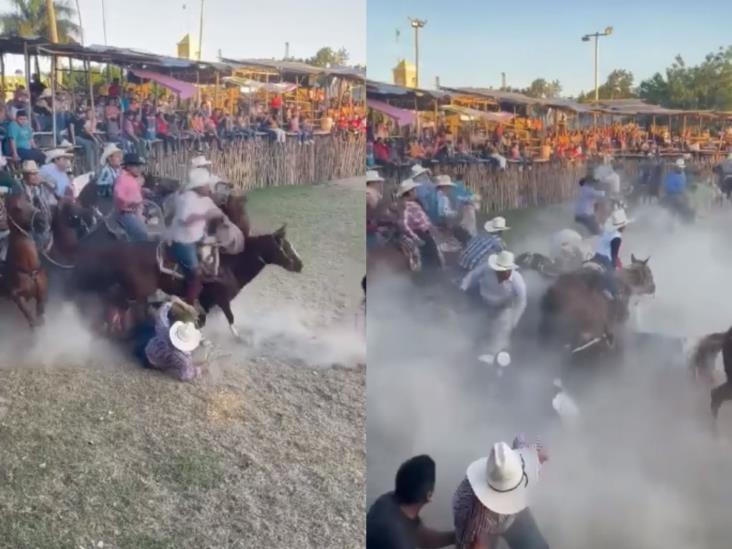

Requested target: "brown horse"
[
  {"left": 539, "top": 255, "right": 655, "bottom": 352},
  {"left": 690, "top": 327, "right": 732, "bottom": 423},
  {"left": 2, "top": 193, "right": 48, "bottom": 327},
  {"left": 71, "top": 225, "right": 302, "bottom": 337}
]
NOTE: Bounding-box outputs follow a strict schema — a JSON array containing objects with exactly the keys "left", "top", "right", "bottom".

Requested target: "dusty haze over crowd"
[{"left": 368, "top": 203, "right": 732, "bottom": 549}]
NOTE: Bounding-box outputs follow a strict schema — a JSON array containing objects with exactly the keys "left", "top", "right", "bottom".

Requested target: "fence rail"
[
  {"left": 382, "top": 155, "right": 725, "bottom": 213},
  {"left": 146, "top": 134, "right": 366, "bottom": 189}
]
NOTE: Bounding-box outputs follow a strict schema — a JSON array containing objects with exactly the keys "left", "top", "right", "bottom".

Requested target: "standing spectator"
[
  {"left": 108, "top": 77, "right": 121, "bottom": 98},
  {"left": 367, "top": 455, "right": 455, "bottom": 549},
  {"left": 29, "top": 73, "right": 46, "bottom": 102},
  {"left": 70, "top": 108, "right": 102, "bottom": 172}
]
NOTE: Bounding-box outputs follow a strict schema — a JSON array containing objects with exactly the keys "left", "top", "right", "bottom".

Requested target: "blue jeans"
[
  {"left": 118, "top": 212, "right": 149, "bottom": 242},
  {"left": 170, "top": 241, "right": 198, "bottom": 277},
  {"left": 592, "top": 253, "right": 618, "bottom": 297}
]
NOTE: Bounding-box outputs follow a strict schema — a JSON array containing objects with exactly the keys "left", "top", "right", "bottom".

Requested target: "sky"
[
  {"left": 0, "top": 0, "right": 365, "bottom": 70},
  {"left": 367, "top": 0, "right": 731, "bottom": 96}
]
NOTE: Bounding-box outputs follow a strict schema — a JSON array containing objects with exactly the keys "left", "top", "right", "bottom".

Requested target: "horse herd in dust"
[{"left": 0, "top": 174, "right": 304, "bottom": 342}]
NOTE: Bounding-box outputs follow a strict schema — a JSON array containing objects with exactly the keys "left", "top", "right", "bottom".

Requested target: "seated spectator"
[
  {"left": 155, "top": 111, "right": 177, "bottom": 153},
  {"left": 7, "top": 88, "right": 30, "bottom": 121},
  {"left": 7, "top": 110, "right": 45, "bottom": 164},
  {"left": 70, "top": 108, "right": 102, "bottom": 172},
  {"left": 108, "top": 78, "right": 121, "bottom": 98}
]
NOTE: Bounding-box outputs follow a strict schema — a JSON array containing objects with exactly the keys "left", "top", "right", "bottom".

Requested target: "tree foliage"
[
  {"left": 577, "top": 69, "right": 636, "bottom": 102},
  {"left": 307, "top": 47, "right": 350, "bottom": 68},
  {"left": 523, "top": 78, "right": 562, "bottom": 99},
  {"left": 0, "top": 0, "right": 80, "bottom": 43},
  {"left": 637, "top": 47, "right": 732, "bottom": 110}
]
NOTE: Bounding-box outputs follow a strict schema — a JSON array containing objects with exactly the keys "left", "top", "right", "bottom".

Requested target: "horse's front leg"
[
  {"left": 11, "top": 291, "right": 38, "bottom": 329},
  {"left": 218, "top": 299, "right": 242, "bottom": 340}
]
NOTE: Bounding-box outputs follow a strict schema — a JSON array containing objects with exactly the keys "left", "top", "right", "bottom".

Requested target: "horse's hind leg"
[{"left": 218, "top": 299, "right": 241, "bottom": 340}]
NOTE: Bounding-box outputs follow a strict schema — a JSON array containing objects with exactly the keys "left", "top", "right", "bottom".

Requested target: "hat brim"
[
  {"left": 466, "top": 448, "right": 539, "bottom": 515},
  {"left": 488, "top": 254, "right": 517, "bottom": 271},
  {"left": 169, "top": 322, "right": 202, "bottom": 353},
  {"left": 437, "top": 182, "right": 456, "bottom": 187},
  {"left": 397, "top": 183, "right": 421, "bottom": 197},
  {"left": 412, "top": 167, "right": 430, "bottom": 177},
  {"left": 484, "top": 222, "right": 510, "bottom": 233}
]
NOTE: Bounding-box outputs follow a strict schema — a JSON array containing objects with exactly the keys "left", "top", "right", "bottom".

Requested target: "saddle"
[{"left": 156, "top": 238, "right": 221, "bottom": 281}]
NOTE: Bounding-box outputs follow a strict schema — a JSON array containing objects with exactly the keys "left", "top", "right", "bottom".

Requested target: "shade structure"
[
  {"left": 367, "top": 98, "right": 417, "bottom": 127},
  {"left": 129, "top": 68, "right": 197, "bottom": 100}
]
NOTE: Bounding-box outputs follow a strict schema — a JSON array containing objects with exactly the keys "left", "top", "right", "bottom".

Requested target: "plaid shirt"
[
  {"left": 401, "top": 200, "right": 432, "bottom": 241},
  {"left": 144, "top": 303, "right": 199, "bottom": 381},
  {"left": 458, "top": 234, "right": 504, "bottom": 271}
]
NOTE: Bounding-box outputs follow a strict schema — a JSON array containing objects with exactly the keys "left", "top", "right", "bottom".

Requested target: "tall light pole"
[
  {"left": 198, "top": 0, "right": 205, "bottom": 61},
  {"left": 582, "top": 26, "right": 613, "bottom": 101},
  {"left": 408, "top": 17, "right": 427, "bottom": 88}
]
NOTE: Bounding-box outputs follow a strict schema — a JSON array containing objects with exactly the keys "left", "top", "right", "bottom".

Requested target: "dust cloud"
[{"left": 367, "top": 203, "right": 732, "bottom": 548}]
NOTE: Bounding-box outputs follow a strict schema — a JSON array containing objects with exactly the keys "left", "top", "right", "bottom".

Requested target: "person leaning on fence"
[
  {"left": 39, "top": 148, "right": 75, "bottom": 203},
  {"left": 398, "top": 178, "right": 442, "bottom": 271},
  {"left": 97, "top": 143, "right": 123, "bottom": 198},
  {"left": 113, "top": 153, "right": 149, "bottom": 243},
  {"left": 367, "top": 454, "right": 455, "bottom": 549},
  {"left": 452, "top": 437, "right": 549, "bottom": 549}
]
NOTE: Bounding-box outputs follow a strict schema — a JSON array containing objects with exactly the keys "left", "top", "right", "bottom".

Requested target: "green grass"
[{"left": 0, "top": 180, "right": 366, "bottom": 549}]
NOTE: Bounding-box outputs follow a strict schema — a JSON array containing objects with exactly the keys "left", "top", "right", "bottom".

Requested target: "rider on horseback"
[
  {"left": 168, "top": 168, "right": 225, "bottom": 306},
  {"left": 435, "top": 175, "right": 458, "bottom": 226},
  {"left": 663, "top": 158, "right": 694, "bottom": 221},
  {"left": 458, "top": 216, "right": 509, "bottom": 274},
  {"left": 113, "top": 153, "right": 149, "bottom": 242},
  {"left": 398, "top": 178, "right": 442, "bottom": 271},
  {"left": 573, "top": 176, "right": 605, "bottom": 235},
  {"left": 39, "top": 148, "right": 75, "bottom": 205},
  {"left": 592, "top": 209, "right": 631, "bottom": 301}
]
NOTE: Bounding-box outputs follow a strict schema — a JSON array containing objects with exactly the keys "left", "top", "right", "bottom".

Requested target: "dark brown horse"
[
  {"left": 691, "top": 327, "right": 732, "bottom": 423},
  {"left": 71, "top": 225, "right": 302, "bottom": 337},
  {"left": 539, "top": 255, "right": 655, "bottom": 353},
  {"left": 2, "top": 193, "right": 48, "bottom": 327}
]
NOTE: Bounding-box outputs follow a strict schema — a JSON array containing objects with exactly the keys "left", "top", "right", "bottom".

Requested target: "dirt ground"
[{"left": 0, "top": 177, "right": 366, "bottom": 549}]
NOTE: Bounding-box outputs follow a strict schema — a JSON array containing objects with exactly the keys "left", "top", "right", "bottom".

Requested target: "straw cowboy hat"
[
  {"left": 168, "top": 320, "right": 202, "bottom": 353},
  {"left": 608, "top": 209, "right": 632, "bottom": 229},
  {"left": 466, "top": 441, "right": 540, "bottom": 515},
  {"left": 484, "top": 216, "right": 510, "bottom": 233},
  {"left": 397, "top": 178, "right": 421, "bottom": 197},
  {"left": 675, "top": 158, "right": 686, "bottom": 169},
  {"left": 100, "top": 143, "right": 123, "bottom": 166},
  {"left": 366, "top": 169, "right": 384, "bottom": 183},
  {"left": 488, "top": 250, "right": 518, "bottom": 272},
  {"left": 39, "top": 88, "right": 52, "bottom": 99},
  {"left": 410, "top": 164, "right": 430, "bottom": 178},
  {"left": 45, "top": 148, "right": 73, "bottom": 163},
  {"left": 184, "top": 168, "right": 216, "bottom": 192},
  {"left": 435, "top": 174, "right": 456, "bottom": 187},
  {"left": 21, "top": 160, "right": 39, "bottom": 173},
  {"left": 190, "top": 155, "right": 212, "bottom": 168}
]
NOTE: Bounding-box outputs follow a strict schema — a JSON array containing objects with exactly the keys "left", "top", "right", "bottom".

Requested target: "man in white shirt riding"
[
  {"left": 461, "top": 250, "right": 527, "bottom": 354},
  {"left": 168, "top": 168, "right": 225, "bottom": 305}
]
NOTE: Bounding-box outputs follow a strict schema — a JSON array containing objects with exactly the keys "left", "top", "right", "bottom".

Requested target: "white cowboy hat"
[
  {"left": 39, "top": 88, "right": 53, "bottom": 99},
  {"left": 410, "top": 164, "right": 430, "bottom": 178},
  {"left": 184, "top": 167, "right": 216, "bottom": 191},
  {"left": 466, "top": 441, "right": 539, "bottom": 515},
  {"left": 190, "top": 155, "right": 212, "bottom": 168},
  {"left": 484, "top": 216, "right": 510, "bottom": 233},
  {"left": 168, "top": 321, "right": 202, "bottom": 353},
  {"left": 59, "top": 138, "right": 74, "bottom": 149},
  {"left": 100, "top": 143, "right": 123, "bottom": 166},
  {"left": 45, "top": 148, "right": 73, "bottom": 163},
  {"left": 608, "top": 208, "right": 632, "bottom": 228},
  {"left": 488, "top": 250, "right": 518, "bottom": 272},
  {"left": 397, "top": 178, "right": 421, "bottom": 197},
  {"left": 21, "top": 160, "right": 39, "bottom": 173},
  {"left": 366, "top": 169, "right": 384, "bottom": 183},
  {"left": 675, "top": 158, "right": 686, "bottom": 169},
  {"left": 435, "top": 174, "right": 456, "bottom": 187}
]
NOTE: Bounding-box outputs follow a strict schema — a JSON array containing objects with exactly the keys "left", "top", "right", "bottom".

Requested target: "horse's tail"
[{"left": 690, "top": 330, "right": 730, "bottom": 377}]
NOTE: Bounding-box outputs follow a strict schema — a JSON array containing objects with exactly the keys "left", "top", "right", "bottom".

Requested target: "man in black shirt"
[{"left": 367, "top": 455, "right": 455, "bottom": 549}]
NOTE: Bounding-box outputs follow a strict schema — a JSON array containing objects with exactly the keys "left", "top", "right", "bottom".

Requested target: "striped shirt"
[
  {"left": 144, "top": 303, "right": 199, "bottom": 381},
  {"left": 401, "top": 200, "right": 432, "bottom": 241},
  {"left": 458, "top": 234, "right": 504, "bottom": 271},
  {"left": 452, "top": 437, "right": 546, "bottom": 548}
]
